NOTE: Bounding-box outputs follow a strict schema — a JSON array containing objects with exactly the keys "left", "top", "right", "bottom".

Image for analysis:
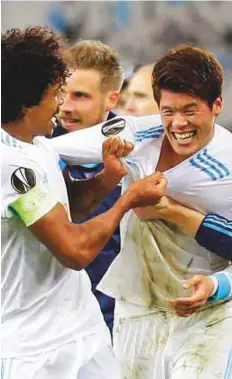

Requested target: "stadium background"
[{"left": 2, "top": 0, "right": 232, "bottom": 130}]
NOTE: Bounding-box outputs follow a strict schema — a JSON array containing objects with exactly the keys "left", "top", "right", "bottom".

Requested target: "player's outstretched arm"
[
  {"left": 64, "top": 137, "right": 133, "bottom": 219},
  {"left": 12, "top": 171, "right": 166, "bottom": 271}
]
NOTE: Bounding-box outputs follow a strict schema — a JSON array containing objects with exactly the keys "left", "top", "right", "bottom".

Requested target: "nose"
[
  {"left": 125, "top": 97, "right": 136, "bottom": 113},
  {"left": 172, "top": 113, "right": 188, "bottom": 129},
  {"left": 60, "top": 95, "right": 76, "bottom": 113}
]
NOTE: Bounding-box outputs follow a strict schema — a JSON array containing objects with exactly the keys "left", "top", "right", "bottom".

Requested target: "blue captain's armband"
[
  {"left": 9, "top": 184, "right": 58, "bottom": 227},
  {"left": 208, "top": 272, "right": 232, "bottom": 302}
]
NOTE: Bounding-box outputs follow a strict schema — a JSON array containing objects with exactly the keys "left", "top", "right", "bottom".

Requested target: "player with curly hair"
[{"left": 1, "top": 26, "right": 166, "bottom": 378}]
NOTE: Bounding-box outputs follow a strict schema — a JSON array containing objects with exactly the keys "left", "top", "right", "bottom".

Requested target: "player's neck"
[
  {"left": 2, "top": 121, "right": 33, "bottom": 143},
  {"left": 156, "top": 137, "right": 191, "bottom": 172}
]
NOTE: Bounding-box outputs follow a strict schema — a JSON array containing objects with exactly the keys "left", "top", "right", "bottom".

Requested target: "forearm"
[
  {"left": 162, "top": 202, "right": 205, "bottom": 237},
  {"left": 65, "top": 168, "right": 122, "bottom": 219},
  {"left": 50, "top": 116, "right": 136, "bottom": 165},
  {"left": 69, "top": 194, "right": 131, "bottom": 269}
]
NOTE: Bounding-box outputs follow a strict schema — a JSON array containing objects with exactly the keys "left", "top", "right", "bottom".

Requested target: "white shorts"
[
  {"left": 2, "top": 328, "right": 120, "bottom": 379},
  {"left": 114, "top": 300, "right": 232, "bottom": 379}
]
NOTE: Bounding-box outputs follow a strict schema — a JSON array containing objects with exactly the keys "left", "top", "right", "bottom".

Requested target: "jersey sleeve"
[
  {"left": 196, "top": 213, "right": 232, "bottom": 303},
  {"left": 209, "top": 266, "right": 232, "bottom": 303},
  {"left": 196, "top": 213, "right": 232, "bottom": 260},
  {"left": 1, "top": 160, "right": 58, "bottom": 226},
  {"left": 50, "top": 114, "right": 163, "bottom": 165}
]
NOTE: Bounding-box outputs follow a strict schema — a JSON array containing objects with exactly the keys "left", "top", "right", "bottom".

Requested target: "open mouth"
[
  {"left": 172, "top": 130, "right": 197, "bottom": 144},
  {"left": 62, "top": 118, "right": 80, "bottom": 124}
]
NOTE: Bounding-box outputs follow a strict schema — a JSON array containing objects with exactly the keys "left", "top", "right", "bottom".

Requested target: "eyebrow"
[
  {"left": 72, "top": 90, "right": 90, "bottom": 96},
  {"left": 161, "top": 102, "right": 198, "bottom": 111},
  {"left": 128, "top": 90, "right": 148, "bottom": 97}
]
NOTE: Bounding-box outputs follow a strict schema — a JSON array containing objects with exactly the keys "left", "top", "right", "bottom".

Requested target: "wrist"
[
  {"left": 117, "top": 187, "right": 136, "bottom": 213},
  {"left": 100, "top": 168, "right": 123, "bottom": 189}
]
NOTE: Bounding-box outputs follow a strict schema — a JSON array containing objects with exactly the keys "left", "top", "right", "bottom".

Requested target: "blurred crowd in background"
[{"left": 2, "top": 1, "right": 232, "bottom": 130}]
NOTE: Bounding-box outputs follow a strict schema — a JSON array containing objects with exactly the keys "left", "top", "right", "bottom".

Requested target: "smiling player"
[{"left": 52, "top": 44, "right": 232, "bottom": 379}]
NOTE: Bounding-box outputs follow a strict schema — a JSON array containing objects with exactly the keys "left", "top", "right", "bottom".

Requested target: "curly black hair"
[{"left": 1, "top": 26, "right": 69, "bottom": 123}]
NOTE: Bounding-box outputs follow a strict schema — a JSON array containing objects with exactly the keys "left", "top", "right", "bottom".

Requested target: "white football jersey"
[
  {"left": 1, "top": 129, "right": 104, "bottom": 357},
  {"left": 51, "top": 115, "right": 232, "bottom": 307}
]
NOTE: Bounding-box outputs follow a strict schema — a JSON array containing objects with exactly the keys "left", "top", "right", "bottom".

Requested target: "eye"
[
  {"left": 185, "top": 110, "right": 195, "bottom": 116},
  {"left": 74, "top": 92, "right": 87, "bottom": 98},
  {"left": 162, "top": 110, "right": 173, "bottom": 116}
]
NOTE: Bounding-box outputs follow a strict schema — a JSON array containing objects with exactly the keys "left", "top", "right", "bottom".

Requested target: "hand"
[
  {"left": 128, "top": 172, "right": 167, "bottom": 208},
  {"left": 102, "top": 136, "right": 133, "bottom": 178},
  {"left": 168, "top": 275, "right": 214, "bottom": 317},
  {"left": 134, "top": 195, "right": 171, "bottom": 221}
]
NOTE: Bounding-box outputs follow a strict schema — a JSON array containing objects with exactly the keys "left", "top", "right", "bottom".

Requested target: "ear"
[
  {"left": 213, "top": 96, "right": 223, "bottom": 116},
  {"left": 21, "top": 106, "right": 33, "bottom": 122},
  {"left": 104, "top": 91, "right": 120, "bottom": 111}
]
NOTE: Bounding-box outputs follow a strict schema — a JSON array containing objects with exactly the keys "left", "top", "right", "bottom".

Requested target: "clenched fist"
[
  {"left": 127, "top": 171, "right": 167, "bottom": 208},
  {"left": 102, "top": 136, "right": 134, "bottom": 179}
]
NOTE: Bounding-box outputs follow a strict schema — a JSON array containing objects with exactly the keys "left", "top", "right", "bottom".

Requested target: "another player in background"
[
  {"left": 124, "top": 64, "right": 159, "bottom": 116},
  {"left": 1, "top": 26, "right": 167, "bottom": 379},
  {"left": 51, "top": 44, "right": 232, "bottom": 379},
  {"left": 52, "top": 39, "right": 124, "bottom": 333}
]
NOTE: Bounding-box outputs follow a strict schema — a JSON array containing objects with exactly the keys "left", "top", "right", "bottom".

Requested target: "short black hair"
[{"left": 2, "top": 26, "right": 69, "bottom": 123}]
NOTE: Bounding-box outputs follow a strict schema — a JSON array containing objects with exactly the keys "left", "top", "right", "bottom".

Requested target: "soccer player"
[
  {"left": 124, "top": 64, "right": 159, "bottom": 116},
  {"left": 1, "top": 26, "right": 167, "bottom": 379},
  {"left": 51, "top": 44, "right": 232, "bottom": 379},
  {"left": 52, "top": 40, "right": 124, "bottom": 334}
]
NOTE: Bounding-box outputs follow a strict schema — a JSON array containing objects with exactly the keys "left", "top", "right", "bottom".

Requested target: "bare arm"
[
  {"left": 63, "top": 137, "right": 133, "bottom": 220},
  {"left": 29, "top": 171, "right": 166, "bottom": 271},
  {"left": 135, "top": 197, "right": 205, "bottom": 237}
]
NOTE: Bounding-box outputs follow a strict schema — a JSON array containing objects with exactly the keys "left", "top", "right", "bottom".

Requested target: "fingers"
[
  {"left": 169, "top": 296, "right": 207, "bottom": 317},
  {"left": 103, "top": 137, "right": 134, "bottom": 158},
  {"left": 169, "top": 291, "right": 206, "bottom": 308},
  {"left": 149, "top": 172, "right": 167, "bottom": 189},
  {"left": 183, "top": 275, "right": 202, "bottom": 289},
  {"left": 156, "top": 176, "right": 168, "bottom": 190},
  {"left": 149, "top": 171, "right": 163, "bottom": 183},
  {"left": 170, "top": 299, "right": 206, "bottom": 317},
  {"left": 168, "top": 275, "right": 213, "bottom": 317}
]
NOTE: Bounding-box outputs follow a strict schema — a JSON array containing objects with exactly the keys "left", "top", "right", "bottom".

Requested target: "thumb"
[
  {"left": 149, "top": 171, "right": 163, "bottom": 183},
  {"left": 183, "top": 275, "right": 202, "bottom": 289},
  {"left": 156, "top": 176, "right": 167, "bottom": 189}
]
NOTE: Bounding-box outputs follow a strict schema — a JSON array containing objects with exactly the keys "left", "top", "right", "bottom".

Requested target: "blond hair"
[{"left": 64, "top": 40, "right": 124, "bottom": 91}]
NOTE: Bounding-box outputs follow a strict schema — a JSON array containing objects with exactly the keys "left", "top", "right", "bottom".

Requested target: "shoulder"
[
  {"left": 134, "top": 114, "right": 164, "bottom": 143},
  {"left": 34, "top": 136, "right": 60, "bottom": 161},
  {"left": 214, "top": 124, "right": 232, "bottom": 147},
  {"left": 205, "top": 124, "right": 232, "bottom": 169}
]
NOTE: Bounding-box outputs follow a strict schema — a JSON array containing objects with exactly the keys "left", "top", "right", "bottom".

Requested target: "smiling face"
[
  {"left": 58, "top": 69, "right": 118, "bottom": 132},
  {"left": 159, "top": 90, "right": 223, "bottom": 158}
]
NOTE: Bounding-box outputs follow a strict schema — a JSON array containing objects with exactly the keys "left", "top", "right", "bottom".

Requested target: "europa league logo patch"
[
  {"left": 101, "top": 118, "right": 126, "bottom": 137},
  {"left": 11, "top": 167, "right": 36, "bottom": 194}
]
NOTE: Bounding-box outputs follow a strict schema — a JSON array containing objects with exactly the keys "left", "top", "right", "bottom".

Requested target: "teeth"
[{"left": 173, "top": 131, "right": 195, "bottom": 140}]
